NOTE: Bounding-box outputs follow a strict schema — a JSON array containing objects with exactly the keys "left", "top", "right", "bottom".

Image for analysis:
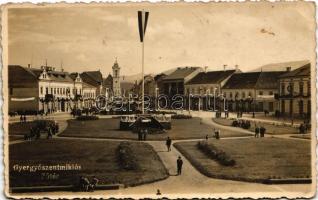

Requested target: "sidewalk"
[{"left": 174, "top": 109, "right": 302, "bottom": 127}]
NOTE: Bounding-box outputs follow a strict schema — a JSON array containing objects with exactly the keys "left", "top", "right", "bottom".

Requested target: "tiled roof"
[
  {"left": 80, "top": 71, "right": 103, "bottom": 87},
  {"left": 9, "top": 65, "right": 74, "bottom": 87},
  {"left": 46, "top": 71, "right": 74, "bottom": 83},
  {"left": 222, "top": 72, "right": 261, "bottom": 89},
  {"left": 81, "top": 71, "right": 103, "bottom": 85},
  {"left": 103, "top": 74, "right": 113, "bottom": 87},
  {"left": 255, "top": 71, "right": 286, "bottom": 89},
  {"left": 9, "top": 65, "right": 38, "bottom": 87},
  {"left": 162, "top": 67, "right": 201, "bottom": 81},
  {"left": 279, "top": 63, "right": 310, "bottom": 78},
  {"left": 186, "top": 70, "right": 236, "bottom": 85}
]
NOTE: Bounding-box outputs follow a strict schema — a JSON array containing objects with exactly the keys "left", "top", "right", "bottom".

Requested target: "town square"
[{"left": 3, "top": 2, "right": 316, "bottom": 199}]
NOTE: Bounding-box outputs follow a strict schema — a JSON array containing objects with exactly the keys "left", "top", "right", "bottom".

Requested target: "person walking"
[
  {"left": 260, "top": 126, "right": 265, "bottom": 137},
  {"left": 255, "top": 126, "right": 260, "bottom": 138},
  {"left": 166, "top": 137, "right": 172, "bottom": 152},
  {"left": 138, "top": 129, "right": 142, "bottom": 141},
  {"left": 177, "top": 156, "right": 183, "bottom": 175}
]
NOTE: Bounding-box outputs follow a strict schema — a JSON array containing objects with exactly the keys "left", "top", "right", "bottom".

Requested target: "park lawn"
[
  {"left": 9, "top": 122, "right": 36, "bottom": 135},
  {"left": 9, "top": 135, "right": 24, "bottom": 142},
  {"left": 174, "top": 137, "right": 311, "bottom": 183},
  {"left": 59, "top": 118, "right": 250, "bottom": 140},
  {"left": 9, "top": 139, "right": 168, "bottom": 188},
  {"left": 213, "top": 118, "right": 299, "bottom": 135}
]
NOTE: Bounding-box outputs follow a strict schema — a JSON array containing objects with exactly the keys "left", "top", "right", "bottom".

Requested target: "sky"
[{"left": 8, "top": 2, "right": 316, "bottom": 77}]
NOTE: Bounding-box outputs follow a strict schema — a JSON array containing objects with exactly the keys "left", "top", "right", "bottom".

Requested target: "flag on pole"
[{"left": 138, "top": 11, "right": 149, "bottom": 42}]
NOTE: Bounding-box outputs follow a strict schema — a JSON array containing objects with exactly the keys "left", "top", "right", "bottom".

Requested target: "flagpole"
[{"left": 142, "top": 38, "right": 145, "bottom": 114}]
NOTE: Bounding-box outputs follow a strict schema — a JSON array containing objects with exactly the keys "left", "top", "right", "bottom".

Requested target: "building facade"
[
  {"left": 185, "top": 70, "right": 237, "bottom": 110},
  {"left": 9, "top": 65, "right": 86, "bottom": 113},
  {"left": 278, "top": 63, "right": 311, "bottom": 118},
  {"left": 222, "top": 71, "right": 285, "bottom": 113}
]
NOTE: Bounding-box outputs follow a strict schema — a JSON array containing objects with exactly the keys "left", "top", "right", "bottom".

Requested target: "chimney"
[
  {"left": 286, "top": 67, "right": 291, "bottom": 72},
  {"left": 28, "top": 64, "right": 31, "bottom": 68},
  {"left": 223, "top": 64, "right": 227, "bottom": 71},
  {"left": 61, "top": 68, "right": 64, "bottom": 72}
]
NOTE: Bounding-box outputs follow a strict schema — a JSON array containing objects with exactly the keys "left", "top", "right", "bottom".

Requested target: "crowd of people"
[{"left": 232, "top": 120, "right": 251, "bottom": 129}]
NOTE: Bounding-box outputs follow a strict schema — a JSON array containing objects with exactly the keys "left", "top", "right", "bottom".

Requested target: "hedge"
[
  {"left": 171, "top": 114, "right": 192, "bottom": 119},
  {"left": 197, "top": 141, "right": 235, "bottom": 166}
]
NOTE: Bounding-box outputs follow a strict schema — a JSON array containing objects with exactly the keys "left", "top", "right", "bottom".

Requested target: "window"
[
  {"left": 269, "top": 91, "right": 273, "bottom": 95},
  {"left": 242, "top": 92, "right": 246, "bottom": 98},
  {"left": 51, "top": 88, "right": 53, "bottom": 94},
  {"left": 230, "top": 92, "right": 233, "bottom": 98},
  {"left": 63, "top": 88, "right": 65, "bottom": 95},
  {"left": 259, "top": 91, "right": 263, "bottom": 95},
  {"left": 46, "top": 87, "right": 48, "bottom": 94},
  {"left": 248, "top": 92, "right": 252, "bottom": 98},
  {"left": 281, "top": 83, "right": 285, "bottom": 95},
  {"left": 40, "top": 87, "right": 43, "bottom": 94},
  {"left": 10, "top": 88, "right": 13, "bottom": 95},
  {"left": 299, "top": 82, "right": 304, "bottom": 95},
  {"left": 307, "top": 81, "right": 311, "bottom": 95},
  {"left": 235, "top": 92, "right": 239, "bottom": 99}
]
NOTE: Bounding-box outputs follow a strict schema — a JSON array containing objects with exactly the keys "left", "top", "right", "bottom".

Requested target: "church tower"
[{"left": 112, "top": 58, "right": 121, "bottom": 96}]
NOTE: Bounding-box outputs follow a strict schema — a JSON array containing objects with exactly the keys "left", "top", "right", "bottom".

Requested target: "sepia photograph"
[{"left": 2, "top": 2, "right": 317, "bottom": 199}]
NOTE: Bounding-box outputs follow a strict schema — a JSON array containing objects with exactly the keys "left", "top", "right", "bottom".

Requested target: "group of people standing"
[
  {"left": 254, "top": 126, "right": 266, "bottom": 138},
  {"left": 20, "top": 114, "right": 27, "bottom": 123},
  {"left": 138, "top": 128, "right": 148, "bottom": 141}
]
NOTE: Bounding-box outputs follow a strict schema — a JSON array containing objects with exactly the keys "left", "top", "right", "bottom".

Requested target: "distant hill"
[
  {"left": 119, "top": 67, "right": 177, "bottom": 83},
  {"left": 249, "top": 60, "right": 310, "bottom": 72}
]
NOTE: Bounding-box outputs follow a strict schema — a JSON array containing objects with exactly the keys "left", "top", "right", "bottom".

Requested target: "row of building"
[
  {"left": 8, "top": 59, "right": 123, "bottom": 113},
  {"left": 8, "top": 60, "right": 311, "bottom": 118},
  {"left": 134, "top": 60, "right": 311, "bottom": 118}
]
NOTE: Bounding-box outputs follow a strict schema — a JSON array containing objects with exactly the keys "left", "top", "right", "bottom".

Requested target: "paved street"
[{"left": 8, "top": 111, "right": 314, "bottom": 198}]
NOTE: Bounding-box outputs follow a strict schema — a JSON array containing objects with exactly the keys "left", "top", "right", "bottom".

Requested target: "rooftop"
[
  {"left": 186, "top": 70, "right": 236, "bottom": 85},
  {"left": 222, "top": 72, "right": 261, "bottom": 89},
  {"left": 279, "top": 63, "right": 310, "bottom": 78},
  {"left": 162, "top": 67, "right": 201, "bottom": 81}
]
